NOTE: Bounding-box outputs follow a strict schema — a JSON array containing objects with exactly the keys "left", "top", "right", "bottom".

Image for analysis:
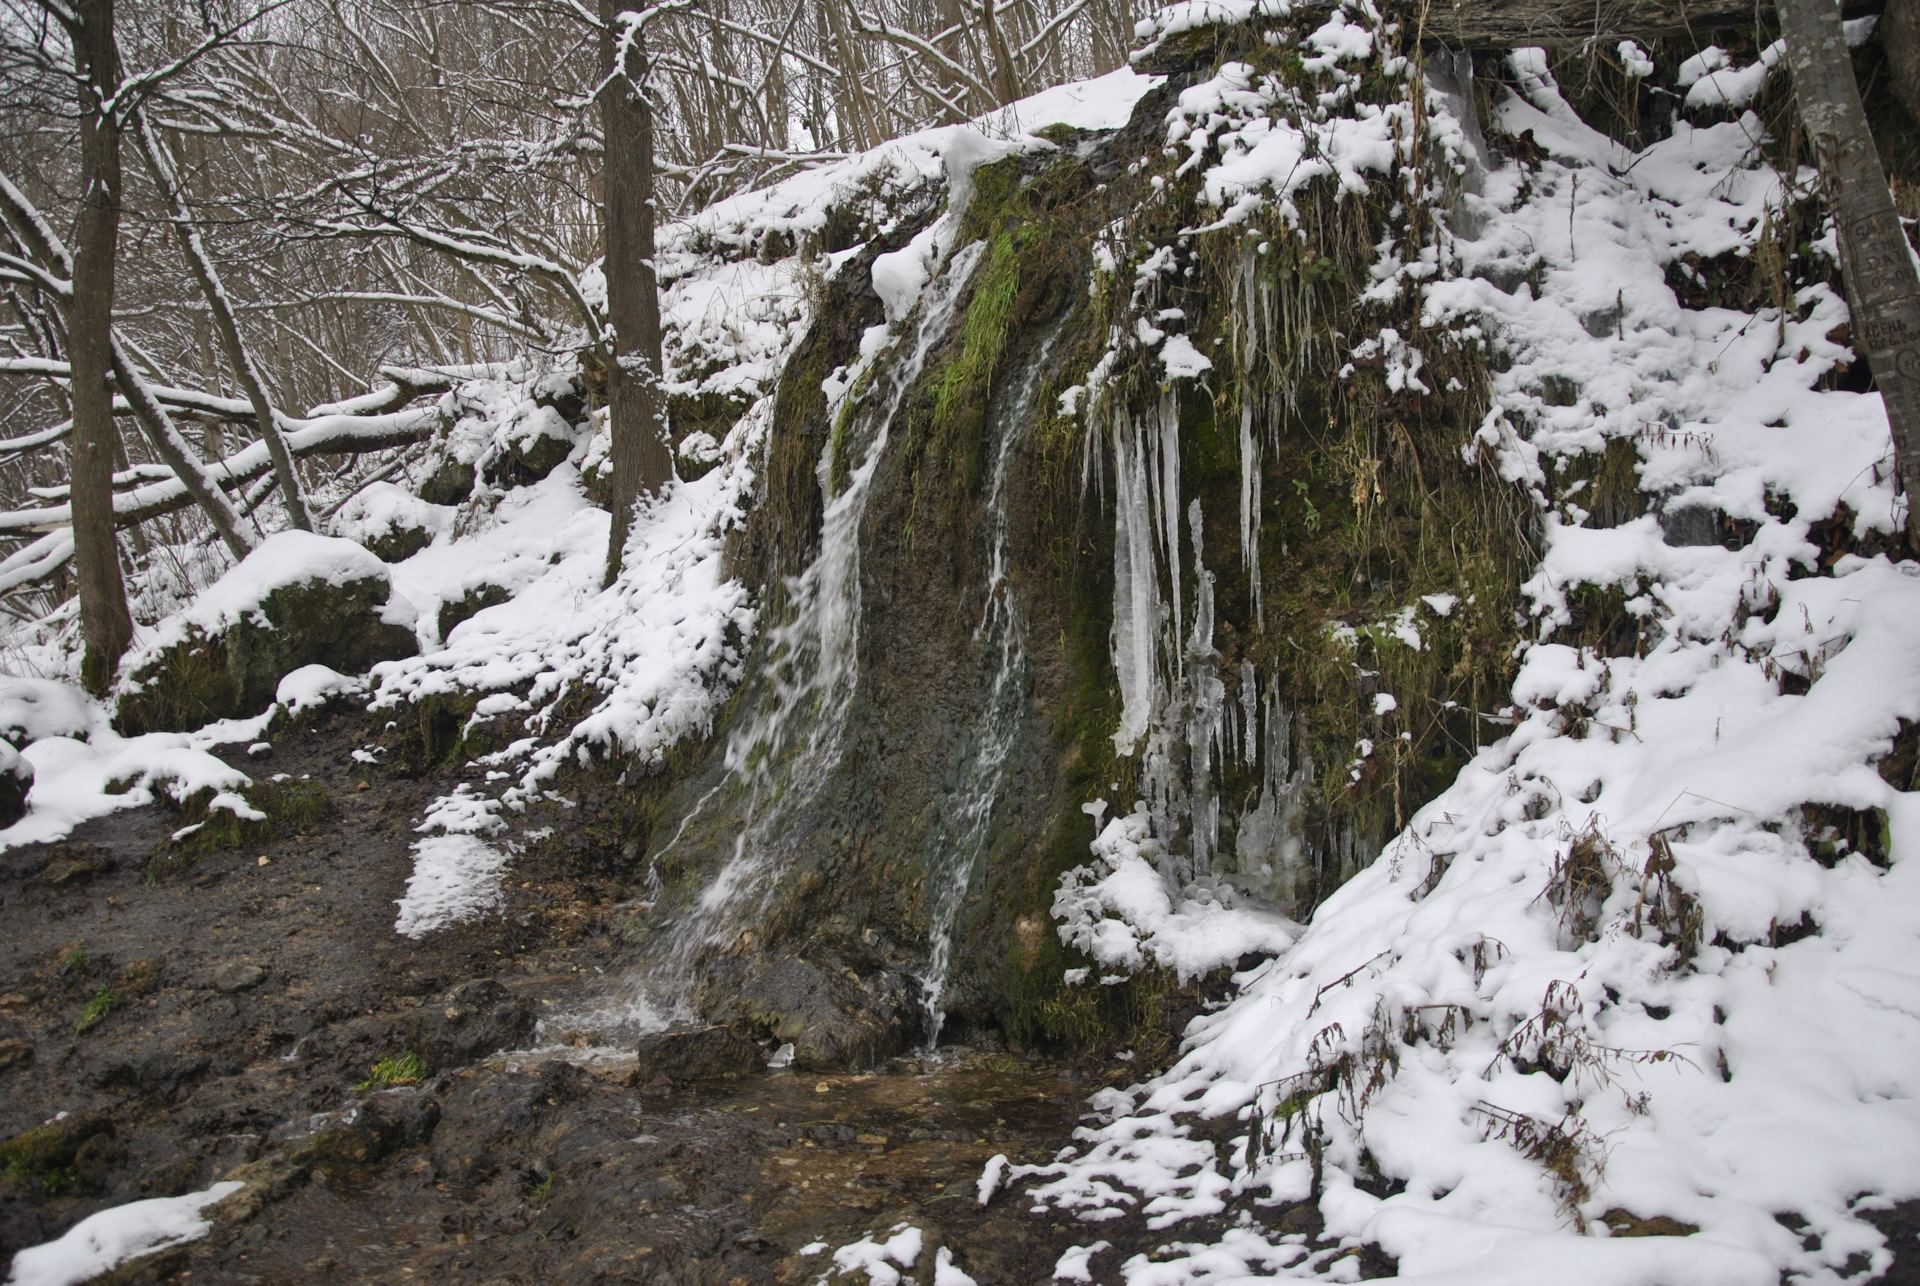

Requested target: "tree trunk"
[
  {"left": 132, "top": 113, "right": 311, "bottom": 531},
  {"left": 1882, "top": 0, "right": 1920, "bottom": 129},
  {"left": 981, "top": 0, "right": 1020, "bottom": 106},
  {"left": 68, "top": 0, "right": 134, "bottom": 694},
  {"left": 598, "top": 2, "right": 673, "bottom": 587},
  {"left": 1781, "top": 0, "right": 1920, "bottom": 542}
]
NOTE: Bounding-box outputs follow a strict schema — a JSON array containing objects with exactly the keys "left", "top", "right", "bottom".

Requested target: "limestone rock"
[
  {"left": 330, "top": 481, "right": 451, "bottom": 564},
  {"left": 213, "top": 961, "right": 267, "bottom": 993},
  {"left": 276, "top": 1088, "right": 440, "bottom": 1167},
  {"left": 405, "top": 978, "right": 535, "bottom": 1072},
  {"left": 418, "top": 457, "right": 475, "bottom": 506},
  {"left": 431, "top": 1061, "right": 586, "bottom": 1185},
  {"left": 631, "top": 1025, "right": 764, "bottom": 1084}
]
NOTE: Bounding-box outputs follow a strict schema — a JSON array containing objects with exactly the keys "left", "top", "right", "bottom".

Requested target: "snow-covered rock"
[{"left": 116, "top": 531, "right": 417, "bottom": 734}]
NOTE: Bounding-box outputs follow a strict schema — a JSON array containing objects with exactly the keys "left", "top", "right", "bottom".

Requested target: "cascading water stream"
[
  {"left": 916, "top": 324, "right": 1061, "bottom": 1051},
  {"left": 634, "top": 239, "right": 989, "bottom": 1013}
]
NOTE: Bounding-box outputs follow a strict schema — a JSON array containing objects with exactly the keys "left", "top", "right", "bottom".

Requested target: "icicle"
[
  {"left": 1240, "top": 659, "right": 1259, "bottom": 765},
  {"left": 1110, "top": 406, "right": 1162, "bottom": 756},
  {"left": 1239, "top": 399, "right": 1264, "bottom": 629},
  {"left": 1186, "top": 499, "right": 1222, "bottom": 877},
  {"left": 1158, "top": 391, "right": 1184, "bottom": 682}
]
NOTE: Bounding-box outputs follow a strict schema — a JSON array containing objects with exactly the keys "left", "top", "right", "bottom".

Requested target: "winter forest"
[{"left": 5, "top": 0, "right": 1920, "bottom": 1280}]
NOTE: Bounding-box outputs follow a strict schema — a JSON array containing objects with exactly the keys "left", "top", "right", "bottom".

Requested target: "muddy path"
[{"left": 0, "top": 709, "right": 1254, "bottom": 1285}]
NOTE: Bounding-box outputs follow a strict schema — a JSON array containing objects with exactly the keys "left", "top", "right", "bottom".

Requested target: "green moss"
[
  {"left": 386, "top": 691, "right": 487, "bottom": 777},
  {"left": 930, "top": 234, "right": 1023, "bottom": 431},
  {"left": 74, "top": 985, "right": 116, "bottom": 1034}
]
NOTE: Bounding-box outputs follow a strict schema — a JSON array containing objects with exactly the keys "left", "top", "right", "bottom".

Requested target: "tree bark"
[
  {"left": 598, "top": 2, "right": 673, "bottom": 588},
  {"left": 1883, "top": 0, "right": 1920, "bottom": 128},
  {"left": 981, "top": 0, "right": 1020, "bottom": 105},
  {"left": 68, "top": 0, "right": 135, "bottom": 694},
  {"left": 132, "top": 112, "right": 311, "bottom": 532},
  {"left": 1781, "top": 0, "right": 1920, "bottom": 542}
]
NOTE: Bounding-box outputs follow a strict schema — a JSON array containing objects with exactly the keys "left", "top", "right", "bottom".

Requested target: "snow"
[
  {"left": 1053, "top": 1241, "right": 1112, "bottom": 1281},
  {"left": 5, "top": 1182, "right": 242, "bottom": 1286},
  {"left": 1003, "top": 8, "right": 1920, "bottom": 1285},
  {"left": 275, "top": 664, "right": 364, "bottom": 715},
  {"left": 393, "top": 832, "right": 512, "bottom": 938},
  {"left": 0, "top": 677, "right": 93, "bottom": 747},
  {"left": 1159, "top": 335, "right": 1214, "bottom": 379},
  {"left": 0, "top": 740, "right": 26, "bottom": 787},
  {"left": 1055, "top": 803, "right": 1295, "bottom": 979},
  {"left": 330, "top": 482, "right": 451, "bottom": 551},
  {"left": 832, "top": 1224, "right": 924, "bottom": 1285},
  {"left": 0, "top": 676, "right": 271, "bottom": 854}
]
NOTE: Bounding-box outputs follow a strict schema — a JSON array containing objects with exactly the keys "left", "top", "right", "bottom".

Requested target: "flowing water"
[
  {"left": 634, "top": 240, "right": 988, "bottom": 1012},
  {"left": 915, "top": 323, "right": 1062, "bottom": 1050}
]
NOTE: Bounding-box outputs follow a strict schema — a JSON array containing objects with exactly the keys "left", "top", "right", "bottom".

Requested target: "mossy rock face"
[
  {"left": 0, "top": 1109, "right": 112, "bottom": 1173},
  {"left": 367, "top": 522, "right": 435, "bottom": 565},
  {"left": 419, "top": 458, "right": 476, "bottom": 506},
  {"left": 437, "top": 584, "right": 513, "bottom": 641},
  {"left": 117, "top": 576, "right": 417, "bottom": 735}
]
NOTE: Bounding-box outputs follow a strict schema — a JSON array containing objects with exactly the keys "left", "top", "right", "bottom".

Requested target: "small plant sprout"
[{"left": 357, "top": 1050, "right": 426, "bottom": 1090}]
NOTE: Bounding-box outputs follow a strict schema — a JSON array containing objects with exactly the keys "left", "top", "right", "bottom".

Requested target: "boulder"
[
  {"left": 405, "top": 978, "right": 536, "bottom": 1072},
  {"left": 418, "top": 457, "right": 475, "bottom": 506},
  {"left": 0, "top": 1109, "right": 113, "bottom": 1171},
  {"left": 631, "top": 1025, "right": 764, "bottom": 1084},
  {"left": 212, "top": 961, "right": 266, "bottom": 994},
  {"left": 115, "top": 532, "right": 419, "bottom": 735},
  {"left": 330, "top": 481, "right": 451, "bottom": 564},
  {"left": 484, "top": 402, "right": 579, "bottom": 489},
  {"left": 728, "top": 955, "right": 915, "bottom": 1070},
  {"left": 0, "top": 743, "right": 32, "bottom": 828},
  {"left": 436, "top": 584, "right": 513, "bottom": 642}
]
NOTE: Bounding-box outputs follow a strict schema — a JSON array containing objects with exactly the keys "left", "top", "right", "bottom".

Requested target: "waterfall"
[
  {"left": 641, "top": 239, "right": 988, "bottom": 998},
  {"left": 918, "top": 323, "right": 1061, "bottom": 1049}
]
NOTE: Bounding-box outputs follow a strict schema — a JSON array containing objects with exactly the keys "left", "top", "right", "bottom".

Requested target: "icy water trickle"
[
  {"left": 633, "top": 240, "right": 987, "bottom": 1016},
  {"left": 916, "top": 325, "right": 1058, "bottom": 1051}
]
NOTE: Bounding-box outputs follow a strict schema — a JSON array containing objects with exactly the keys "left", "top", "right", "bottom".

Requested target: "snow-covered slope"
[{"left": 1008, "top": 11, "right": 1920, "bottom": 1286}]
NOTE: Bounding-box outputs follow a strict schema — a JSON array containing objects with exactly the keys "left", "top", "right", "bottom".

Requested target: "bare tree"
[
  {"left": 60, "top": 0, "right": 135, "bottom": 692},
  {"left": 600, "top": 2, "right": 673, "bottom": 586}
]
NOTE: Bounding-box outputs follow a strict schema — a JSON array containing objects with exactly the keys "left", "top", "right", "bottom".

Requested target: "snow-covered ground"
[{"left": 5, "top": 1182, "right": 241, "bottom": 1286}]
